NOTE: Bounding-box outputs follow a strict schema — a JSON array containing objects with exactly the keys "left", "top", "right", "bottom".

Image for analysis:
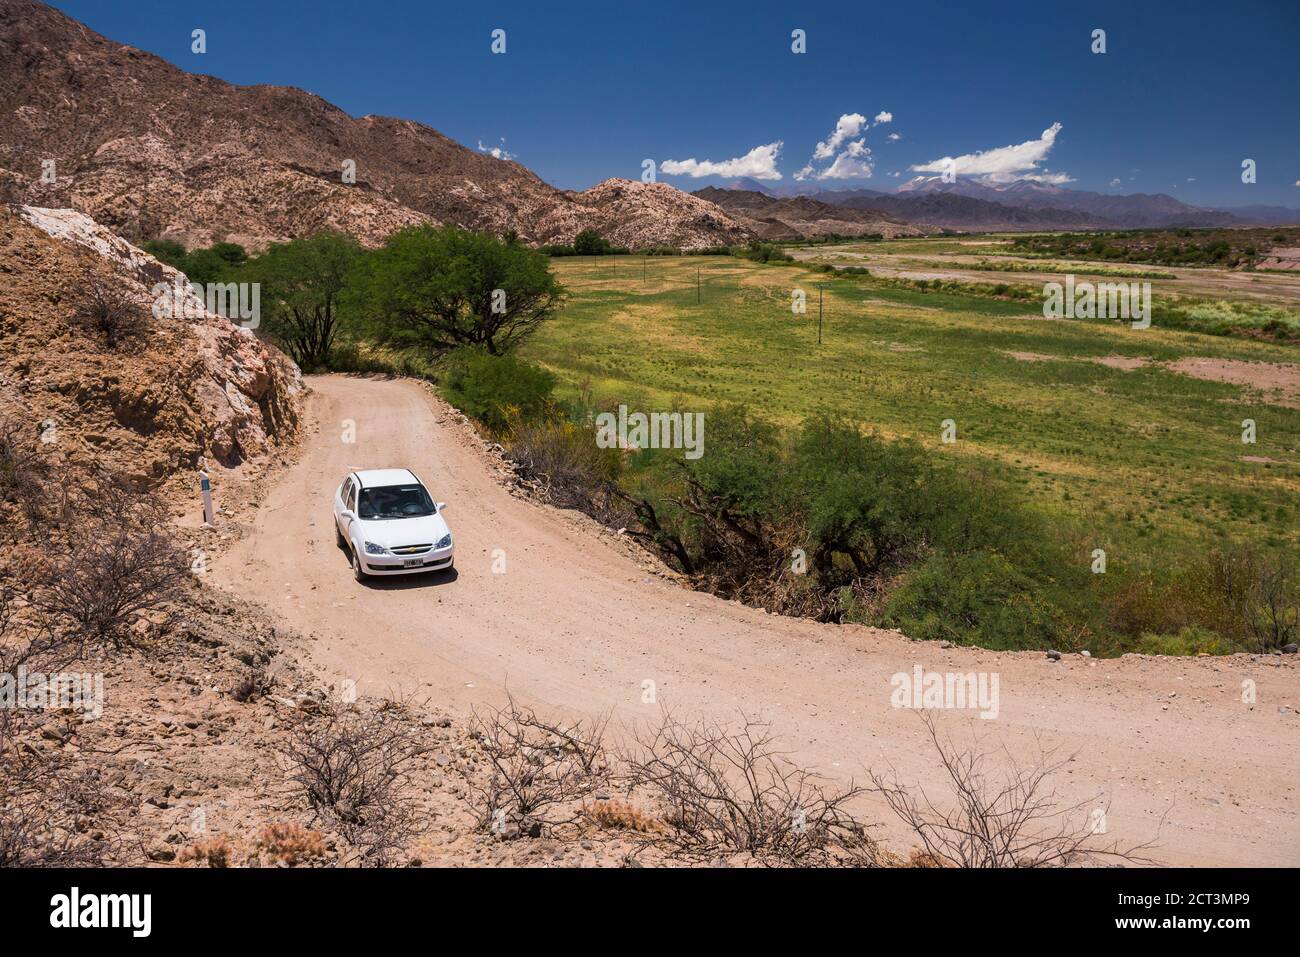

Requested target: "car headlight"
[
  {"left": 363, "top": 541, "right": 389, "bottom": 556},
  {"left": 435, "top": 533, "right": 452, "bottom": 549}
]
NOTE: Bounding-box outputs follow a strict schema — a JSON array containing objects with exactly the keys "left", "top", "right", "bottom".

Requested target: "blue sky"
[{"left": 49, "top": 0, "right": 1300, "bottom": 206}]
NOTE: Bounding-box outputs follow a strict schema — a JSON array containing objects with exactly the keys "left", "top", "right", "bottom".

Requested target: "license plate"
[{"left": 402, "top": 558, "right": 424, "bottom": 568}]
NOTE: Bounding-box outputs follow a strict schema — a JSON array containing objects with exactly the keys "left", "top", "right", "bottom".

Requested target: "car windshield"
[{"left": 357, "top": 484, "right": 436, "bottom": 520}]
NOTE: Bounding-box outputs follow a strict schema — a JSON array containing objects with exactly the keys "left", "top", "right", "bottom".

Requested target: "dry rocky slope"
[
  {"left": 0, "top": 0, "right": 749, "bottom": 251},
  {"left": 0, "top": 204, "right": 301, "bottom": 486}
]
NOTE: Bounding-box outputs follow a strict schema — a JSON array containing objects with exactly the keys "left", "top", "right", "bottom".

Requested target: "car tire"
[{"left": 350, "top": 546, "right": 367, "bottom": 582}]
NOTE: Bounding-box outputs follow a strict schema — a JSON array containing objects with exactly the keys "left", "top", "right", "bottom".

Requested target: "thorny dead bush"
[
  {"left": 625, "top": 711, "right": 878, "bottom": 865},
  {"left": 869, "top": 713, "right": 1163, "bottom": 868},
  {"left": 468, "top": 694, "right": 610, "bottom": 839},
  {"left": 33, "top": 480, "right": 187, "bottom": 650},
  {"left": 0, "top": 417, "right": 49, "bottom": 528},
  {"left": 69, "top": 274, "right": 148, "bottom": 349},
  {"left": 279, "top": 705, "right": 429, "bottom": 866},
  {"left": 0, "top": 592, "right": 119, "bottom": 866}
]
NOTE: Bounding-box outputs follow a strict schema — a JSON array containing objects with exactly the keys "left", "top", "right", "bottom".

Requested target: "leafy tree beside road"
[{"left": 351, "top": 225, "right": 564, "bottom": 357}]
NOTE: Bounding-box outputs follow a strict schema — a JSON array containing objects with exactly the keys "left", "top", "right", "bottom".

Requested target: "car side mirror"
[{"left": 436, "top": 502, "right": 447, "bottom": 512}]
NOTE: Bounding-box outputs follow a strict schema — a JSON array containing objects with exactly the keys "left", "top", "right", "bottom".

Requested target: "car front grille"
[{"left": 390, "top": 544, "right": 433, "bottom": 555}]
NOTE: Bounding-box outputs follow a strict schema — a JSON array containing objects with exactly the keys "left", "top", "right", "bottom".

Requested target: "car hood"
[{"left": 355, "top": 513, "right": 451, "bottom": 549}]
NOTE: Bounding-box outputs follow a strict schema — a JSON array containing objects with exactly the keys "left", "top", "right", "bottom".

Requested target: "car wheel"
[{"left": 350, "top": 547, "right": 367, "bottom": 582}]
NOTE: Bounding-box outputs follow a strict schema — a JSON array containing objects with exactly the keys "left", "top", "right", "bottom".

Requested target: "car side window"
[
  {"left": 341, "top": 478, "right": 354, "bottom": 504},
  {"left": 348, "top": 485, "right": 359, "bottom": 513}
]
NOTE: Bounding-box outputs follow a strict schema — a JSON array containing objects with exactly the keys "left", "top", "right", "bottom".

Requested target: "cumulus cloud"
[
  {"left": 477, "top": 138, "right": 516, "bottom": 161},
  {"left": 661, "top": 142, "right": 784, "bottom": 180},
  {"left": 886, "top": 132, "right": 901, "bottom": 142},
  {"left": 797, "top": 111, "right": 890, "bottom": 181},
  {"left": 911, "top": 122, "right": 1071, "bottom": 184},
  {"left": 818, "top": 140, "right": 873, "bottom": 180},
  {"left": 1109, "top": 177, "right": 1122, "bottom": 187},
  {"left": 813, "top": 113, "right": 868, "bottom": 160}
]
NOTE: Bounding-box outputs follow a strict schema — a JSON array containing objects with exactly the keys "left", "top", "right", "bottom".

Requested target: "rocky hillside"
[
  {"left": 0, "top": 0, "right": 750, "bottom": 250},
  {"left": 693, "top": 187, "right": 927, "bottom": 240},
  {"left": 0, "top": 204, "right": 301, "bottom": 487}
]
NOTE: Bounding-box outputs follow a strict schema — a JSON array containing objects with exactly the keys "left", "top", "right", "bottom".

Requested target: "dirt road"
[{"left": 215, "top": 374, "right": 1299, "bottom": 866}]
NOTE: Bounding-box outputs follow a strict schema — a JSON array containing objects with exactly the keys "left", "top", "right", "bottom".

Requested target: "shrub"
[
  {"left": 34, "top": 483, "right": 186, "bottom": 649},
  {"left": 441, "top": 350, "right": 555, "bottom": 432},
  {"left": 69, "top": 275, "right": 147, "bottom": 349},
  {"left": 882, "top": 550, "right": 1064, "bottom": 650}
]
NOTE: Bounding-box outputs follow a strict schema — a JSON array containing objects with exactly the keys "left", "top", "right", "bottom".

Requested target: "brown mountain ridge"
[{"left": 0, "top": 0, "right": 750, "bottom": 250}]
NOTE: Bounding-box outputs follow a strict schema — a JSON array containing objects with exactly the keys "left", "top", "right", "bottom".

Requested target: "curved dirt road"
[{"left": 215, "top": 374, "right": 1299, "bottom": 866}]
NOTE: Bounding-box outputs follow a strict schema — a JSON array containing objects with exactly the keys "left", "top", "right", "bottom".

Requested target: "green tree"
[
  {"left": 243, "top": 232, "right": 362, "bottom": 369},
  {"left": 572, "top": 229, "right": 611, "bottom": 256},
  {"left": 352, "top": 225, "right": 564, "bottom": 356},
  {"left": 142, "top": 238, "right": 186, "bottom": 268}
]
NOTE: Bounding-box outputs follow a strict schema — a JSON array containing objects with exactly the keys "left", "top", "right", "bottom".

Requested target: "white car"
[{"left": 333, "top": 468, "right": 454, "bottom": 581}]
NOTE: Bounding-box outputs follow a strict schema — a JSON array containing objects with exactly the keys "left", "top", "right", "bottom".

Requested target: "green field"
[{"left": 524, "top": 253, "right": 1299, "bottom": 560}]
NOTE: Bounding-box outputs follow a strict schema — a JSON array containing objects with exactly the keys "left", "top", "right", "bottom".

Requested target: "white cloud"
[
  {"left": 886, "top": 132, "right": 901, "bottom": 142},
  {"left": 911, "top": 122, "right": 1069, "bottom": 184},
  {"left": 817, "top": 140, "right": 873, "bottom": 180},
  {"left": 1295, "top": 180, "right": 1300, "bottom": 186},
  {"left": 813, "top": 113, "right": 868, "bottom": 160},
  {"left": 477, "top": 138, "right": 516, "bottom": 161},
  {"left": 661, "top": 141, "right": 784, "bottom": 180},
  {"left": 798, "top": 111, "right": 890, "bottom": 182},
  {"left": 1109, "top": 177, "right": 1122, "bottom": 187}
]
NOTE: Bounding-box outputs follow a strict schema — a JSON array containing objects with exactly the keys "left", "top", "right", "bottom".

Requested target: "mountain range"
[
  {"left": 729, "top": 175, "right": 1300, "bottom": 232},
  {"left": 0, "top": 0, "right": 748, "bottom": 250}
]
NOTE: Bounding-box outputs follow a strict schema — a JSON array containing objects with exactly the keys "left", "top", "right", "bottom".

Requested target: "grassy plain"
[{"left": 525, "top": 251, "right": 1299, "bottom": 562}]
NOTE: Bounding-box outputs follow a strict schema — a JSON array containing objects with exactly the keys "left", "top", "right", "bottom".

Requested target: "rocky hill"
[
  {"left": 0, "top": 204, "right": 301, "bottom": 487},
  {"left": 0, "top": 0, "right": 749, "bottom": 250},
  {"left": 692, "top": 187, "right": 927, "bottom": 239}
]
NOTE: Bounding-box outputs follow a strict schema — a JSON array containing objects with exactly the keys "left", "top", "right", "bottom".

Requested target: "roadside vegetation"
[{"left": 142, "top": 229, "right": 1297, "bottom": 656}]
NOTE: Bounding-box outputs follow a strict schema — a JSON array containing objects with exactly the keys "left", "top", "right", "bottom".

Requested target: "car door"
[{"left": 336, "top": 476, "right": 354, "bottom": 532}]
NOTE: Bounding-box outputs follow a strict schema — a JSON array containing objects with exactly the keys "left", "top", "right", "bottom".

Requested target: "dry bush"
[
  {"left": 586, "top": 798, "right": 662, "bottom": 834},
  {"left": 0, "top": 730, "right": 119, "bottom": 867},
  {"left": 625, "top": 711, "right": 878, "bottom": 865},
  {"left": 506, "top": 414, "right": 629, "bottom": 526},
  {"left": 179, "top": 824, "right": 327, "bottom": 868},
  {"left": 69, "top": 274, "right": 147, "bottom": 349},
  {"left": 178, "top": 835, "right": 239, "bottom": 868},
  {"left": 231, "top": 664, "right": 276, "bottom": 703},
  {"left": 869, "top": 713, "right": 1162, "bottom": 868},
  {"left": 0, "top": 417, "right": 49, "bottom": 526},
  {"left": 279, "top": 705, "right": 429, "bottom": 866},
  {"left": 468, "top": 694, "right": 610, "bottom": 839},
  {"left": 0, "top": 592, "right": 115, "bottom": 866},
  {"left": 253, "top": 822, "right": 327, "bottom": 866},
  {"left": 33, "top": 480, "right": 186, "bottom": 650}
]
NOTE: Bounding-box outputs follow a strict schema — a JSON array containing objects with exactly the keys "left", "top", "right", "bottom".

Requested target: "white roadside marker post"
[{"left": 199, "top": 469, "right": 214, "bottom": 526}]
